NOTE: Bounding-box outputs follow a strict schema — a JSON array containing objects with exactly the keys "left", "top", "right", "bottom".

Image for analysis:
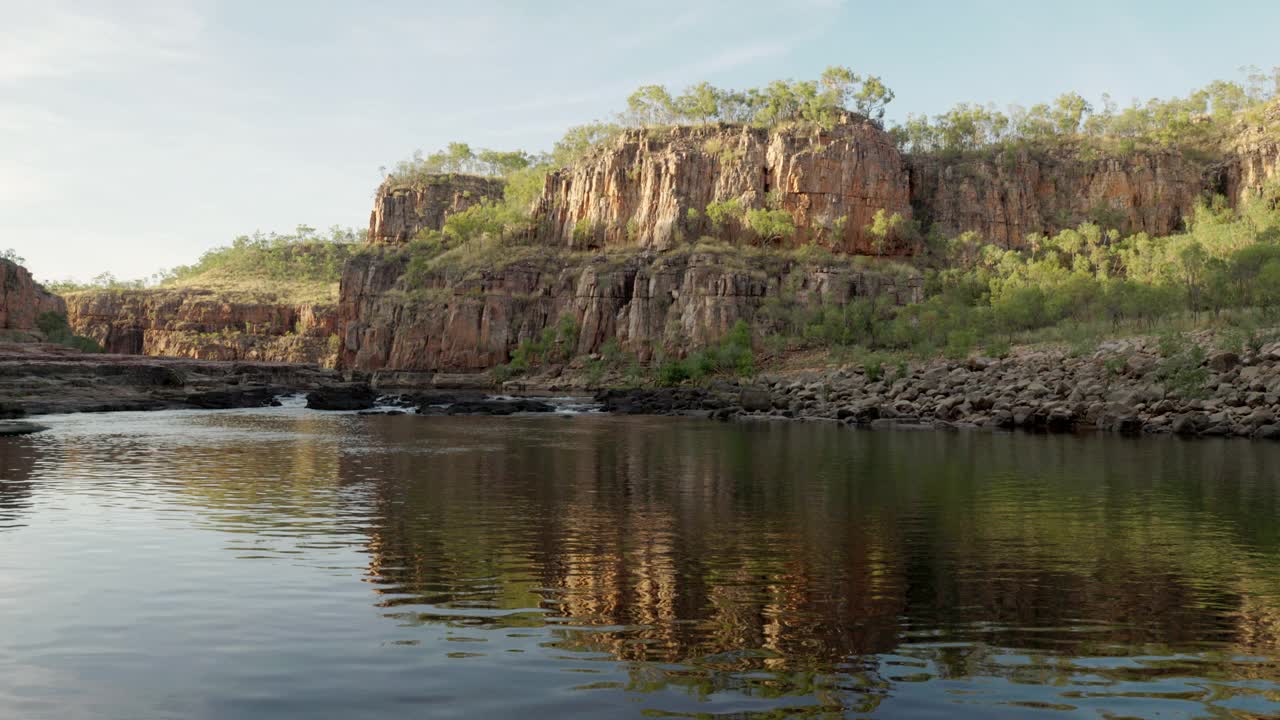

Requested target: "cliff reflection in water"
[
  {"left": 8, "top": 408, "right": 1280, "bottom": 715},
  {"left": 345, "top": 416, "right": 1280, "bottom": 673}
]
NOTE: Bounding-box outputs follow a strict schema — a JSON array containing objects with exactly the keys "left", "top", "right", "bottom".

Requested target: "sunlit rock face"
[
  {"left": 368, "top": 175, "right": 506, "bottom": 244},
  {"left": 537, "top": 118, "right": 915, "bottom": 255},
  {"left": 906, "top": 150, "right": 1205, "bottom": 248},
  {"left": 1223, "top": 101, "right": 1280, "bottom": 207}
]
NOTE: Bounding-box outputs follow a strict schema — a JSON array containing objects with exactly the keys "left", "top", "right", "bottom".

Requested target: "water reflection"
[{"left": 5, "top": 410, "right": 1280, "bottom": 717}]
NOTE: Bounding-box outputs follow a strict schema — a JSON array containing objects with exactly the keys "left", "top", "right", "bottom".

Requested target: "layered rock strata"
[
  {"left": 907, "top": 150, "right": 1204, "bottom": 247},
  {"left": 0, "top": 341, "right": 346, "bottom": 416},
  {"left": 368, "top": 174, "right": 505, "bottom": 243},
  {"left": 537, "top": 119, "right": 914, "bottom": 254},
  {"left": 65, "top": 289, "right": 339, "bottom": 366},
  {"left": 338, "top": 248, "right": 921, "bottom": 372}
]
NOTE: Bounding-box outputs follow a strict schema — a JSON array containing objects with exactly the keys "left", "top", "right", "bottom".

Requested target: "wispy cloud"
[{"left": 0, "top": 1, "right": 203, "bottom": 85}]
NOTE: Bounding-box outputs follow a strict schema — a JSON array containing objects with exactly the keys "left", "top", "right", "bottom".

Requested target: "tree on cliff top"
[
  {"left": 892, "top": 66, "right": 1280, "bottom": 156},
  {"left": 1, "top": 248, "right": 24, "bottom": 266},
  {"left": 618, "top": 66, "right": 895, "bottom": 129}
]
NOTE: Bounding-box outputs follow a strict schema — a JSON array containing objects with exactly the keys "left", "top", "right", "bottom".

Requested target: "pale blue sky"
[{"left": 3, "top": 0, "right": 1278, "bottom": 282}]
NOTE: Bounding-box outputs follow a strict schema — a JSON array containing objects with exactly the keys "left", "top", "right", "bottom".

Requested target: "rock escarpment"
[
  {"left": 65, "top": 289, "right": 339, "bottom": 366},
  {"left": 368, "top": 174, "right": 505, "bottom": 243},
  {"left": 0, "top": 259, "right": 65, "bottom": 340},
  {"left": 1223, "top": 102, "right": 1280, "bottom": 206},
  {"left": 338, "top": 249, "right": 920, "bottom": 373},
  {"left": 907, "top": 150, "right": 1204, "bottom": 247},
  {"left": 537, "top": 119, "right": 914, "bottom": 254}
]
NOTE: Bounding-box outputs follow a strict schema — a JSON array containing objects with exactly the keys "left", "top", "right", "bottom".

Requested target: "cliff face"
[
  {"left": 538, "top": 120, "right": 914, "bottom": 254},
  {"left": 907, "top": 149, "right": 1205, "bottom": 246},
  {"left": 65, "top": 289, "right": 339, "bottom": 366},
  {"left": 338, "top": 249, "right": 920, "bottom": 372},
  {"left": 0, "top": 259, "right": 65, "bottom": 339},
  {"left": 1224, "top": 102, "right": 1280, "bottom": 206},
  {"left": 368, "top": 174, "right": 505, "bottom": 243}
]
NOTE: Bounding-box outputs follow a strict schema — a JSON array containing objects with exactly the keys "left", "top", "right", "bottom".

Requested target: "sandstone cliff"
[
  {"left": 907, "top": 149, "right": 1204, "bottom": 246},
  {"left": 1223, "top": 102, "right": 1280, "bottom": 206},
  {"left": 0, "top": 259, "right": 65, "bottom": 340},
  {"left": 537, "top": 119, "right": 914, "bottom": 254},
  {"left": 65, "top": 289, "right": 339, "bottom": 366},
  {"left": 368, "top": 174, "right": 505, "bottom": 243},
  {"left": 338, "top": 248, "right": 920, "bottom": 372}
]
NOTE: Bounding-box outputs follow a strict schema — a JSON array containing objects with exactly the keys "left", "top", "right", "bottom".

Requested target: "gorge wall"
[
  {"left": 64, "top": 109, "right": 1280, "bottom": 374},
  {"left": 906, "top": 150, "right": 1204, "bottom": 247},
  {"left": 1223, "top": 103, "right": 1280, "bottom": 206},
  {"left": 1, "top": 258, "right": 65, "bottom": 341},
  {"left": 538, "top": 119, "right": 914, "bottom": 254},
  {"left": 65, "top": 289, "right": 340, "bottom": 366},
  {"left": 338, "top": 249, "right": 921, "bottom": 373}
]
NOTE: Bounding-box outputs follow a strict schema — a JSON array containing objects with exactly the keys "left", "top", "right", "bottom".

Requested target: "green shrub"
[
  {"left": 1157, "top": 344, "right": 1209, "bottom": 399},
  {"left": 36, "top": 312, "right": 102, "bottom": 353},
  {"left": 864, "top": 360, "right": 884, "bottom": 382}
]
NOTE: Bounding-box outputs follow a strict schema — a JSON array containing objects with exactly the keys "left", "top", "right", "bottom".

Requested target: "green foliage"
[
  {"left": 704, "top": 198, "right": 745, "bottom": 230},
  {"left": 386, "top": 143, "right": 535, "bottom": 185},
  {"left": 163, "top": 225, "right": 361, "bottom": 291},
  {"left": 619, "top": 66, "right": 895, "bottom": 130},
  {"left": 744, "top": 208, "right": 796, "bottom": 242},
  {"left": 863, "top": 359, "right": 883, "bottom": 382},
  {"left": 1156, "top": 339, "right": 1209, "bottom": 398},
  {"left": 866, "top": 209, "right": 916, "bottom": 255},
  {"left": 493, "top": 315, "right": 581, "bottom": 379},
  {"left": 1, "top": 248, "right": 24, "bottom": 266},
  {"left": 655, "top": 320, "right": 755, "bottom": 386},
  {"left": 36, "top": 312, "right": 102, "bottom": 353},
  {"left": 892, "top": 68, "right": 1280, "bottom": 156}
]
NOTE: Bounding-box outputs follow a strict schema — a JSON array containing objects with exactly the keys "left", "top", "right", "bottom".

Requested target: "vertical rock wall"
[
  {"left": 0, "top": 259, "right": 65, "bottom": 337},
  {"left": 368, "top": 174, "right": 506, "bottom": 243}
]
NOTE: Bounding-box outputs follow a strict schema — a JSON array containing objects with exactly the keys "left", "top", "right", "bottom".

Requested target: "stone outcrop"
[
  {"left": 0, "top": 341, "right": 347, "bottom": 416},
  {"left": 0, "top": 258, "right": 65, "bottom": 339},
  {"left": 537, "top": 119, "right": 914, "bottom": 254},
  {"left": 1223, "top": 102, "right": 1280, "bottom": 206},
  {"left": 65, "top": 289, "right": 339, "bottom": 367},
  {"left": 907, "top": 149, "right": 1204, "bottom": 247},
  {"left": 368, "top": 174, "right": 505, "bottom": 243},
  {"left": 338, "top": 248, "right": 921, "bottom": 373}
]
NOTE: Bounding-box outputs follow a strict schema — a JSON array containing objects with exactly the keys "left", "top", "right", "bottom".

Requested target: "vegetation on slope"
[
  {"left": 47, "top": 225, "right": 365, "bottom": 304},
  {"left": 36, "top": 312, "right": 101, "bottom": 353}
]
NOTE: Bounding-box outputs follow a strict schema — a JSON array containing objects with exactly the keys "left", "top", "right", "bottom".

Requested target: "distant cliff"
[
  {"left": 0, "top": 258, "right": 65, "bottom": 340},
  {"left": 66, "top": 289, "right": 339, "bottom": 366}
]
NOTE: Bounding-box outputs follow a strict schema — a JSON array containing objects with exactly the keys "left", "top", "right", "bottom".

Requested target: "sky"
[{"left": 3, "top": 0, "right": 1279, "bottom": 283}]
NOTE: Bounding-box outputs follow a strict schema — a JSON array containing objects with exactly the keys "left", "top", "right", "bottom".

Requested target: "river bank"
[
  {"left": 0, "top": 342, "right": 346, "bottom": 416},
  {"left": 7, "top": 331, "right": 1280, "bottom": 442}
]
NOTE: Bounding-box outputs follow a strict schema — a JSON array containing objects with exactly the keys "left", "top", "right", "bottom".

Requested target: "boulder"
[
  {"left": 0, "top": 421, "right": 49, "bottom": 436},
  {"left": 306, "top": 384, "right": 376, "bottom": 411}
]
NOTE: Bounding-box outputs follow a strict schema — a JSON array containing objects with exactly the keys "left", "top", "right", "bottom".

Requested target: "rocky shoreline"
[
  {"left": 593, "top": 337, "right": 1280, "bottom": 440},
  {"left": 0, "top": 342, "right": 347, "bottom": 417},
  {"left": 6, "top": 333, "right": 1280, "bottom": 443}
]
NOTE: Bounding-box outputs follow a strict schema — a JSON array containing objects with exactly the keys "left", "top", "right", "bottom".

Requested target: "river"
[{"left": 2, "top": 403, "right": 1279, "bottom": 718}]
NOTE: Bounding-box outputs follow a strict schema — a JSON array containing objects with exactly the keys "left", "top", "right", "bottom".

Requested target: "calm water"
[{"left": 2, "top": 405, "right": 1280, "bottom": 719}]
